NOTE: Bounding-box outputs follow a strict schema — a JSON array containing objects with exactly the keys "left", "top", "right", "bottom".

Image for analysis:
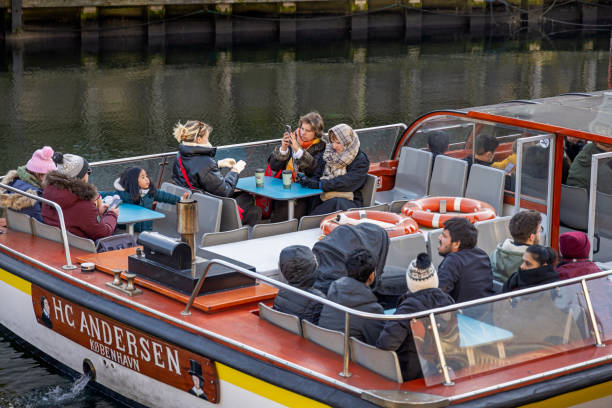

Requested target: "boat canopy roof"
[{"left": 465, "top": 91, "right": 612, "bottom": 140}]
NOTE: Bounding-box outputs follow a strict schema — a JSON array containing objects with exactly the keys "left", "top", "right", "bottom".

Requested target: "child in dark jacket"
[
  {"left": 376, "top": 253, "right": 454, "bottom": 381},
  {"left": 103, "top": 167, "right": 187, "bottom": 233},
  {"left": 273, "top": 245, "right": 326, "bottom": 324}
]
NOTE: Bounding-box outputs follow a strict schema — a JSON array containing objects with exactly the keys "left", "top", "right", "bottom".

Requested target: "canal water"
[{"left": 0, "top": 29, "right": 611, "bottom": 405}]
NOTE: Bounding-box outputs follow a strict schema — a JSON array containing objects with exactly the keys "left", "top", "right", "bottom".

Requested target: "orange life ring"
[
  {"left": 320, "top": 210, "right": 419, "bottom": 238},
  {"left": 401, "top": 197, "right": 496, "bottom": 228}
]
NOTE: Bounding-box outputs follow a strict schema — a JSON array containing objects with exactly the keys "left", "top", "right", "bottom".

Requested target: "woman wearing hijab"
[{"left": 299, "top": 123, "right": 370, "bottom": 215}]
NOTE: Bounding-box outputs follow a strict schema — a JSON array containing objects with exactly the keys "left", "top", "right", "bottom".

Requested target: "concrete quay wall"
[{"left": 2, "top": 0, "right": 609, "bottom": 43}]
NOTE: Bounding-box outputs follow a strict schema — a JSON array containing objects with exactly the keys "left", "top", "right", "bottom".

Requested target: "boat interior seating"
[
  {"left": 258, "top": 302, "right": 302, "bottom": 336},
  {"left": 384, "top": 232, "right": 428, "bottom": 272},
  {"left": 301, "top": 319, "right": 346, "bottom": 356},
  {"left": 201, "top": 226, "right": 250, "bottom": 247},
  {"left": 298, "top": 211, "right": 342, "bottom": 231},
  {"left": 596, "top": 190, "right": 612, "bottom": 239},
  {"left": 360, "top": 174, "right": 378, "bottom": 207},
  {"left": 389, "top": 200, "right": 407, "bottom": 213},
  {"left": 209, "top": 193, "right": 242, "bottom": 231},
  {"left": 426, "top": 228, "right": 445, "bottom": 268},
  {"left": 251, "top": 219, "right": 298, "bottom": 239},
  {"left": 348, "top": 203, "right": 389, "bottom": 212},
  {"left": 375, "top": 147, "right": 432, "bottom": 204},
  {"left": 560, "top": 184, "right": 588, "bottom": 230},
  {"left": 474, "top": 216, "right": 512, "bottom": 257},
  {"left": 428, "top": 155, "right": 468, "bottom": 197},
  {"left": 30, "top": 217, "right": 97, "bottom": 253},
  {"left": 517, "top": 174, "right": 547, "bottom": 199},
  {"left": 350, "top": 337, "right": 403, "bottom": 383},
  {"left": 5, "top": 208, "right": 33, "bottom": 234},
  {"left": 465, "top": 164, "right": 506, "bottom": 216},
  {"left": 154, "top": 183, "right": 223, "bottom": 242}
]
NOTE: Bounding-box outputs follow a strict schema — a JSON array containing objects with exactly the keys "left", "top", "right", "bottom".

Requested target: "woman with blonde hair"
[
  {"left": 299, "top": 123, "right": 370, "bottom": 215},
  {"left": 171, "top": 120, "right": 261, "bottom": 225}
]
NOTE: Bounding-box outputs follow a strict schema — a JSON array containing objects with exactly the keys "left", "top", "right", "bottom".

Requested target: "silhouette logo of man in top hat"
[{"left": 188, "top": 359, "right": 208, "bottom": 400}]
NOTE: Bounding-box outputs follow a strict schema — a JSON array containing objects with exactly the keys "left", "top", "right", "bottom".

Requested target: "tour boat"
[{"left": 1, "top": 90, "right": 612, "bottom": 408}]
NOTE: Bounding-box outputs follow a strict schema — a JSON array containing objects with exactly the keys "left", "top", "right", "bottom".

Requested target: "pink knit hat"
[{"left": 26, "top": 146, "right": 57, "bottom": 174}]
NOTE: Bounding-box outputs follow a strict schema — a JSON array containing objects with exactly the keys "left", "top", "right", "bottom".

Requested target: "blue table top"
[
  {"left": 117, "top": 203, "right": 165, "bottom": 224},
  {"left": 236, "top": 176, "right": 323, "bottom": 200},
  {"left": 457, "top": 314, "right": 513, "bottom": 347}
]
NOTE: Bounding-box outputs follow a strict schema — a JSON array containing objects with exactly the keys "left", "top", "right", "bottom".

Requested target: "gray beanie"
[
  {"left": 278, "top": 245, "right": 318, "bottom": 288},
  {"left": 53, "top": 152, "right": 90, "bottom": 179},
  {"left": 406, "top": 253, "right": 438, "bottom": 293}
]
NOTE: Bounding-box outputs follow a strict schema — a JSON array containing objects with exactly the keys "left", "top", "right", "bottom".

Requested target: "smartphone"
[
  {"left": 105, "top": 197, "right": 121, "bottom": 214},
  {"left": 285, "top": 125, "right": 292, "bottom": 135}
]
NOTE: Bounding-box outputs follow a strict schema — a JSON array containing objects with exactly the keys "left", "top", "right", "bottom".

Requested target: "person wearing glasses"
[
  {"left": 172, "top": 120, "right": 261, "bottom": 225},
  {"left": 266, "top": 112, "right": 326, "bottom": 221},
  {"left": 42, "top": 153, "right": 118, "bottom": 241}
]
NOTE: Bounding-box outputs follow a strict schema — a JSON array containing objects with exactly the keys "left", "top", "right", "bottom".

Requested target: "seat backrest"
[
  {"left": 201, "top": 226, "right": 250, "bottom": 247},
  {"left": 465, "top": 164, "right": 505, "bottom": 215},
  {"left": 206, "top": 193, "right": 242, "bottom": 232},
  {"left": 31, "top": 218, "right": 63, "bottom": 243},
  {"left": 67, "top": 231, "right": 96, "bottom": 253},
  {"left": 251, "top": 219, "right": 298, "bottom": 239},
  {"left": 96, "top": 233, "right": 137, "bottom": 253},
  {"left": 153, "top": 182, "right": 190, "bottom": 238},
  {"left": 348, "top": 203, "right": 389, "bottom": 212},
  {"left": 258, "top": 302, "right": 302, "bottom": 336},
  {"left": 519, "top": 174, "right": 548, "bottom": 200},
  {"left": 301, "top": 319, "right": 346, "bottom": 356},
  {"left": 560, "top": 184, "right": 589, "bottom": 231},
  {"left": 394, "top": 147, "right": 432, "bottom": 196},
  {"left": 5, "top": 209, "right": 33, "bottom": 234},
  {"left": 298, "top": 211, "right": 341, "bottom": 231},
  {"left": 360, "top": 174, "right": 378, "bottom": 207},
  {"left": 386, "top": 233, "right": 427, "bottom": 269},
  {"left": 191, "top": 192, "right": 222, "bottom": 235},
  {"left": 475, "top": 216, "right": 512, "bottom": 256},
  {"left": 429, "top": 155, "right": 468, "bottom": 197},
  {"left": 389, "top": 200, "right": 408, "bottom": 214},
  {"left": 426, "top": 228, "right": 445, "bottom": 268},
  {"left": 596, "top": 190, "right": 612, "bottom": 239},
  {"left": 350, "top": 337, "right": 403, "bottom": 383}
]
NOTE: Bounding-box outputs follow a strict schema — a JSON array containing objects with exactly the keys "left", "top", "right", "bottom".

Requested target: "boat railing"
[
  {"left": 183, "top": 258, "right": 612, "bottom": 384},
  {"left": 87, "top": 123, "right": 407, "bottom": 191},
  {"left": 0, "top": 182, "right": 76, "bottom": 271}
]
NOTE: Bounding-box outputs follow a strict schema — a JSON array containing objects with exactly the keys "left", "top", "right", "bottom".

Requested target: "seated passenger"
[
  {"left": 437, "top": 217, "right": 494, "bottom": 302},
  {"left": 268, "top": 112, "right": 326, "bottom": 222},
  {"left": 567, "top": 141, "right": 612, "bottom": 194},
  {"left": 376, "top": 253, "right": 454, "bottom": 381},
  {"left": 465, "top": 134, "right": 499, "bottom": 177},
  {"left": 42, "top": 153, "right": 118, "bottom": 241},
  {"left": 273, "top": 245, "right": 326, "bottom": 324},
  {"left": 102, "top": 167, "right": 188, "bottom": 233},
  {"left": 503, "top": 245, "right": 558, "bottom": 292},
  {"left": 318, "top": 248, "right": 384, "bottom": 345},
  {"left": 427, "top": 131, "right": 449, "bottom": 171},
  {"left": 556, "top": 231, "right": 601, "bottom": 280},
  {"left": 0, "top": 146, "right": 57, "bottom": 222},
  {"left": 492, "top": 139, "right": 517, "bottom": 174},
  {"left": 299, "top": 124, "right": 370, "bottom": 215},
  {"left": 171, "top": 120, "right": 261, "bottom": 225},
  {"left": 490, "top": 210, "right": 542, "bottom": 283},
  {"left": 565, "top": 136, "right": 585, "bottom": 163}
]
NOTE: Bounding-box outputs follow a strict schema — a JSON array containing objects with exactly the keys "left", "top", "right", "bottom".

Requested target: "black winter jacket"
[
  {"left": 172, "top": 144, "right": 239, "bottom": 197},
  {"left": 312, "top": 150, "right": 370, "bottom": 207},
  {"left": 274, "top": 287, "right": 326, "bottom": 325},
  {"left": 503, "top": 264, "right": 558, "bottom": 292},
  {"left": 318, "top": 277, "right": 384, "bottom": 345},
  {"left": 268, "top": 141, "right": 326, "bottom": 177},
  {"left": 438, "top": 248, "right": 494, "bottom": 303},
  {"left": 376, "top": 288, "right": 454, "bottom": 381}
]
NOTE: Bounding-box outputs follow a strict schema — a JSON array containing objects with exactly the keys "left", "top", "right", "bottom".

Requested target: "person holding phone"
[{"left": 267, "top": 111, "right": 326, "bottom": 221}]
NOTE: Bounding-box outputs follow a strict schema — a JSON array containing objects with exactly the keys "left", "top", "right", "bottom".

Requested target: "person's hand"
[
  {"left": 109, "top": 207, "right": 119, "bottom": 216},
  {"left": 231, "top": 160, "right": 246, "bottom": 174},
  {"left": 281, "top": 132, "right": 291, "bottom": 150},
  {"left": 97, "top": 197, "right": 109, "bottom": 216},
  {"left": 181, "top": 191, "right": 190, "bottom": 200},
  {"left": 289, "top": 131, "right": 300, "bottom": 151},
  {"left": 299, "top": 177, "right": 319, "bottom": 189},
  {"left": 217, "top": 158, "right": 236, "bottom": 168}
]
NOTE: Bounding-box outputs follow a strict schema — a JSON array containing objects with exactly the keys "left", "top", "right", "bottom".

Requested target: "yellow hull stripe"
[
  {"left": 216, "top": 363, "right": 330, "bottom": 408},
  {"left": 521, "top": 380, "right": 612, "bottom": 407},
  {"left": 0, "top": 267, "right": 32, "bottom": 295}
]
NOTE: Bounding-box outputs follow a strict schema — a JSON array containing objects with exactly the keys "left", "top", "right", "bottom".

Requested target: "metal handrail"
[{"left": 0, "top": 182, "right": 76, "bottom": 270}]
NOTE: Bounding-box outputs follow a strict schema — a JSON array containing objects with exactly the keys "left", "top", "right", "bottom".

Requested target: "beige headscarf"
[{"left": 321, "top": 124, "right": 360, "bottom": 180}]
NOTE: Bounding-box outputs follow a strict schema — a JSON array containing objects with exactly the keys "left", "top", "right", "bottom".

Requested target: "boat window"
[
  {"left": 586, "top": 276, "right": 612, "bottom": 341},
  {"left": 356, "top": 124, "right": 407, "bottom": 163},
  {"left": 411, "top": 281, "right": 594, "bottom": 387},
  {"left": 90, "top": 154, "right": 176, "bottom": 191},
  {"left": 404, "top": 116, "right": 474, "bottom": 152},
  {"left": 587, "top": 152, "right": 612, "bottom": 262}
]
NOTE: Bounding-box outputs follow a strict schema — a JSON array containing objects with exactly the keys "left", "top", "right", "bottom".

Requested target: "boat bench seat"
[
  {"left": 258, "top": 302, "right": 302, "bottom": 336},
  {"left": 31, "top": 218, "right": 97, "bottom": 253},
  {"left": 4, "top": 209, "right": 33, "bottom": 234}
]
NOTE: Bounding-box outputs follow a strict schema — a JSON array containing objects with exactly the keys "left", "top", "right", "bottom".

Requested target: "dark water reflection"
[
  {"left": 1, "top": 31, "right": 611, "bottom": 175},
  {"left": 0, "top": 30, "right": 611, "bottom": 405}
]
